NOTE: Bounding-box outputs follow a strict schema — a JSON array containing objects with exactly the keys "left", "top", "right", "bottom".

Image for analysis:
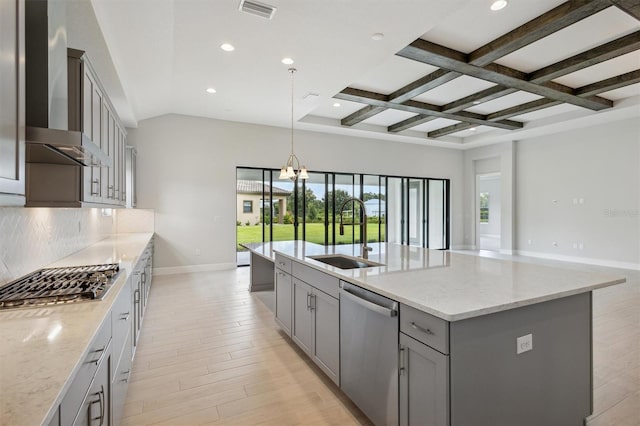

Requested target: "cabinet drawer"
[
  {"left": 111, "top": 280, "right": 132, "bottom": 380},
  {"left": 292, "top": 261, "right": 340, "bottom": 298},
  {"left": 275, "top": 254, "right": 292, "bottom": 274},
  {"left": 400, "top": 304, "right": 449, "bottom": 354},
  {"left": 60, "top": 317, "right": 112, "bottom": 426}
]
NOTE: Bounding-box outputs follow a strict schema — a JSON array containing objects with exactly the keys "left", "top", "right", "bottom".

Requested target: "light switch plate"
[{"left": 517, "top": 333, "right": 533, "bottom": 354}]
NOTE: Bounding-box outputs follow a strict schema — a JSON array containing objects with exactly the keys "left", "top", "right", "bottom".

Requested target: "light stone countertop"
[
  {"left": 257, "top": 241, "right": 626, "bottom": 321},
  {"left": 0, "top": 233, "right": 153, "bottom": 426}
]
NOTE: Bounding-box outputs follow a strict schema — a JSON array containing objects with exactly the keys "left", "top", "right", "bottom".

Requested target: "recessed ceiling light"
[
  {"left": 220, "top": 43, "right": 235, "bottom": 52},
  {"left": 206, "top": 88, "right": 217, "bottom": 94},
  {"left": 371, "top": 33, "right": 384, "bottom": 41},
  {"left": 281, "top": 57, "right": 294, "bottom": 65},
  {"left": 333, "top": 102, "right": 341, "bottom": 107},
  {"left": 490, "top": 0, "right": 508, "bottom": 11},
  {"left": 470, "top": 127, "right": 477, "bottom": 131},
  {"left": 472, "top": 101, "right": 481, "bottom": 105}
]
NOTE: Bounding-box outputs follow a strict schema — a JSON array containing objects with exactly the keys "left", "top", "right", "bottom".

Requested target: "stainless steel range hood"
[
  {"left": 26, "top": 127, "right": 111, "bottom": 167},
  {"left": 25, "top": 0, "right": 110, "bottom": 168}
]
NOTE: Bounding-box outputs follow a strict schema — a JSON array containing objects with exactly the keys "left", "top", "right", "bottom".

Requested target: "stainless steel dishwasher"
[{"left": 340, "top": 281, "right": 399, "bottom": 426}]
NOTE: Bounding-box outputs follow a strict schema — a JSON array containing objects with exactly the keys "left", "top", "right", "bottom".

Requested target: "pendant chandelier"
[{"left": 279, "top": 68, "right": 308, "bottom": 181}]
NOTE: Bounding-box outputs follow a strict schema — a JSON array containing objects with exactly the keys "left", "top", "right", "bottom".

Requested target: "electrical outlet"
[
  {"left": 516, "top": 334, "right": 533, "bottom": 355},
  {"left": 579, "top": 243, "right": 584, "bottom": 250},
  {"left": 195, "top": 248, "right": 201, "bottom": 256},
  {"left": 552, "top": 241, "right": 558, "bottom": 247},
  {"left": 573, "top": 242, "right": 578, "bottom": 249},
  {"left": 527, "top": 239, "right": 532, "bottom": 245}
]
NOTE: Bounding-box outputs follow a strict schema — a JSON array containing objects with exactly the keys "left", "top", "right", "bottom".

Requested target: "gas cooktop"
[{"left": 0, "top": 264, "right": 120, "bottom": 310}]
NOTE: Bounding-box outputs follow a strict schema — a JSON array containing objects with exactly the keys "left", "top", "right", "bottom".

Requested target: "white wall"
[
  {"left": 128, "top": 114, "right": 464, "bottom": 270},
  {"left": 515, "top": 118, "right": 640, "bottom": 267}
]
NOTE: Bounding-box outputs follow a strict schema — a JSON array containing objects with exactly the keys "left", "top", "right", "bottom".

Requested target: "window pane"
[
  {"left": 271, "top": 171, "right": 295, "bottom": 242},
  {"left": 236, "top": 168, "right": 265, "bottom": 265},
  {"left": 428, "top": 180, "right": 446, "bottom": 249},
  {"left": 333, "top": 174, "right": 355, "bottom": 245},
  {"left": 387, "top": 177, "right": 404, "bottom": 244},
  {"left": 363, "top": 175, "right": 384, "bottom": 243},
  {"left": 303, "top": 172, "right": 327, "bottom": 245}
]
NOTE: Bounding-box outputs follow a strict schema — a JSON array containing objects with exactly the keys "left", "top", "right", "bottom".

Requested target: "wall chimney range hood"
[{"left": 25, "top": 0, "right": 111, "bottom": 168}]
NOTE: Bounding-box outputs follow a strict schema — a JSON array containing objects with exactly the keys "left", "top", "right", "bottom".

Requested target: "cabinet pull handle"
[
  {"left": 120, "top": 312, "right": 130, "bottom": 321},
  {"left": 410, "top": 321, "right": 434, "bottom": 335},
  {"left": 120, "top": 369, "right": 131, "bottom": 383},
  {"left": 310, "top": 294, "right": 316, "bottom": 311},
  {"left": 134, "top": 289, "right": 140, "bottom": 304},
  {"left": 91, "top": 179, "right": 100, "bottom": 196},
  {"left": 278, "top": 261, "right": 286, "bottom": 267},
  {"left": 399, "top": 345, "right": 406, "bottom": 376},
  {"left": 90, "top": 385, "right": 105, "bottom": 425},
  {"left": 93, "top": 346, "right": 107, "bottom": 366},
  {"left": 306, "top": 293, "right": 311, "bottom": 310}
]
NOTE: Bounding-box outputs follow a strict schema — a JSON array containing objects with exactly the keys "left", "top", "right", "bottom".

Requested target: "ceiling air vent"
[{"left": 238, "top": 0, "right": 277, "bottom": 19}]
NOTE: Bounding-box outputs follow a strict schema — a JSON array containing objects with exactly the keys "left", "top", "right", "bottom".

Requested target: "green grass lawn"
[{"left": 237, "top": 223, "right": 385, "bottom": 251}]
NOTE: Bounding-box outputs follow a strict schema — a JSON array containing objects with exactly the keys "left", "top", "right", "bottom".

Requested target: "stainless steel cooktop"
[{"left": 0, "top": 264, "right": 120, "bottom": 310}]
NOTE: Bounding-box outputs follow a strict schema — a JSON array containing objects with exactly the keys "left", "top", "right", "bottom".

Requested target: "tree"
[{"left": 363, "top": 192, "right": 385, "bottom": 202}]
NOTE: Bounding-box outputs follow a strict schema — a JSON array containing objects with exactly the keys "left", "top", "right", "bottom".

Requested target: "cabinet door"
[
  {"left": 82, "top": 72, "right": 103, "bottom": 203},
  {"left": 132, "top": 272, "right": 142, "bottom": 355},
  {"left": 73, "top": 348, "right": 111, "bottom": 426},
  {"left": 399, "top": 333, "right": 449, "bottom": 426},
  {"left": 0, "top": 0, "right": 26, "bottom": 203},
  {"left": 311, "top": 289, "right": 339, "bottom": 385},
  {"left": 275, "top": 270, "right": 292, "bottom": 336},
  {"left": 112, "top": 330, "right": 132, "bottom": 426},
  {"left": 292, "top": 279, "right": 312, "bottom": 354}
]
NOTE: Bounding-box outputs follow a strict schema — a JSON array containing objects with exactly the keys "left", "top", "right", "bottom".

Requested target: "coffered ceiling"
[{"left": 88, "top": 0, "right": 640, "bottom": 148}]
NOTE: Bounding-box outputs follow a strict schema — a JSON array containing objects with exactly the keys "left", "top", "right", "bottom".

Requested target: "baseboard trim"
[
  {"left": 451, "top": 245, "right": 475, "bottom": 250},
  {"left": 154, "top": 262, "right": 237, "bottom": 276},
  {"left": 514, "top": 250, "right": 640, "bottom": 271}
]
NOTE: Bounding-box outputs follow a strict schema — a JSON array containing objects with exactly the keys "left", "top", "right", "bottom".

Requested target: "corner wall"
[
  {"left": 515, "top": 118, "right": 640, "bottom": 268},
  {"left": 128, "top": 114, "right": 465, "bottom": 270}
]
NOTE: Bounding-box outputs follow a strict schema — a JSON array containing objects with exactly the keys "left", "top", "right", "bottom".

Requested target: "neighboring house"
[
  {"left": 236, "top": 180, "right": 291, "bottom": 225},
  {"left": 364, "top": 198, "right": 385, "bottom": 217}
]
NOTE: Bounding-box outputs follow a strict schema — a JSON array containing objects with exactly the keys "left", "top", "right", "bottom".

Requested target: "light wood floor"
[{"left": 123, "top": 258, "right": 639, "bottom": 426}]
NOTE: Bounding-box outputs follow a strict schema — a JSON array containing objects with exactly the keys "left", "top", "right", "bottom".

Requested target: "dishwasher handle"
[{"left": 342, "top": 287, "right": 398, "bottom": 317}]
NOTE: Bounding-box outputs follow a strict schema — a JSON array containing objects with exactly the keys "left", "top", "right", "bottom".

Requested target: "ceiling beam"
[
  {"left": 342, "top": 0, "right": 611, "bottom": 127},
  {"left": 574, "top": 69, "right": 640, "bottom": 96},
  {"left": 341, "top": 105, "right": 385, "bottom": 126},
  {"left": 397, "top": 38, "right": 613, "bottom": 110},
  {"left": 387, "top": 115, "right": 437, "bottom": 133},
  {"left": 610, "top": 0, "right": 640, "bottom": 20},
  {"left": 469, "top": 0, "right": 612, "bottom": 65},
  {"left": 335, "top": 88, "right": 523, "bottom": 130},
  {"left": 428, "top": 69, "right": 640, "bottom": 137},
  {"left": 529, "top": 30, "right": 640, "bottom": 82},
  {"left": 390, "top": 29, "right": 640, "bottom": 134}
]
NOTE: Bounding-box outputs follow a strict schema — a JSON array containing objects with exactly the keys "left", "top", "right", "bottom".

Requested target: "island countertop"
[
  {"left": 0, "top": 233, "right": 153, "bottom": 426},
  {"left": 261, "top": 241, "right": 626, "bottom": 321}
]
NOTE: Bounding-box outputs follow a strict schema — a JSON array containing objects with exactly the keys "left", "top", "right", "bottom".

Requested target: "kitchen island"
[
  {"left": 0, "top": 233, "right": 154, "bottom": 426},
  {"left": 246, "top": 241, "right": 626, "bottom": 426}
]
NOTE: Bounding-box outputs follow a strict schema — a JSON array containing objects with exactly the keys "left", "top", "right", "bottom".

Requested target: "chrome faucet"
[{"left": 338, "top": 197, "right": 373, "bottom": 259}]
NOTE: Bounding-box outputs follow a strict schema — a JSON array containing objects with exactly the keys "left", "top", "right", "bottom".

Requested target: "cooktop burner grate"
[{"left": 0, "top": 264, "right": 120, "bottom": 309}]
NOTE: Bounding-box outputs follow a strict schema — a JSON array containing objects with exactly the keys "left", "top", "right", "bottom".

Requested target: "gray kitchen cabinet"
[
  {"left": 292, "top": 278, "right": 313, "bottom": 354},
  {"left": 311, "top": 287, "right": 339, "bottom": 384},
  {"left": 72, "top": 344, "right": 111, "bottom": 426},
  {"left": 399, "top": 332, "right": 449, "bottom": 426},
  {"left": 275, "top": 268, "right": 293, "bottom": 336},
  {"left": 125, "top": 146, "right": 137, "bottom": 207},
  {"left": 68, "top": 49, "right": 104, "bottom": 204},
  {"left": 288, "top": 259, "right": 340, "bottom": 386},
  {"left": 111, "top": 278, "right": 132, "bottom": 380},
  {"left": 111, "top": 329, "right": 132, "bottom": 426},
  {"left": 59, "top": 317, "right": 111, "bottom": 426},
  {"left": 0, "top": 0, "right": 26, "bottom": 206}
]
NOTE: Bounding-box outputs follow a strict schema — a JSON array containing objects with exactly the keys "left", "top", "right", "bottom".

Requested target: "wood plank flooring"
[
  {"left": 122, "top": 268, "right": 369, "bottom": 425},
  {"left": 123, "top": 259, "right": 639, "bottom": 425}
]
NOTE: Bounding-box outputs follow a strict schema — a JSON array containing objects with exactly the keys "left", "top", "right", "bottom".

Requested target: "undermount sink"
[{"left": 308, "top": 254, "right": 384, "bottom": 270}]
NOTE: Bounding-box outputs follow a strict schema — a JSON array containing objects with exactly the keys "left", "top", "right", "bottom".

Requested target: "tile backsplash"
[{"left": 0, "top": 208, "right": 153, "bottom": 286}]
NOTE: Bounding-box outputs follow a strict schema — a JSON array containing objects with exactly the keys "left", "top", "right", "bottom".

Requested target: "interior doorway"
[{"left": 477, "top": 173, "right": 501, "bottom": 251}]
